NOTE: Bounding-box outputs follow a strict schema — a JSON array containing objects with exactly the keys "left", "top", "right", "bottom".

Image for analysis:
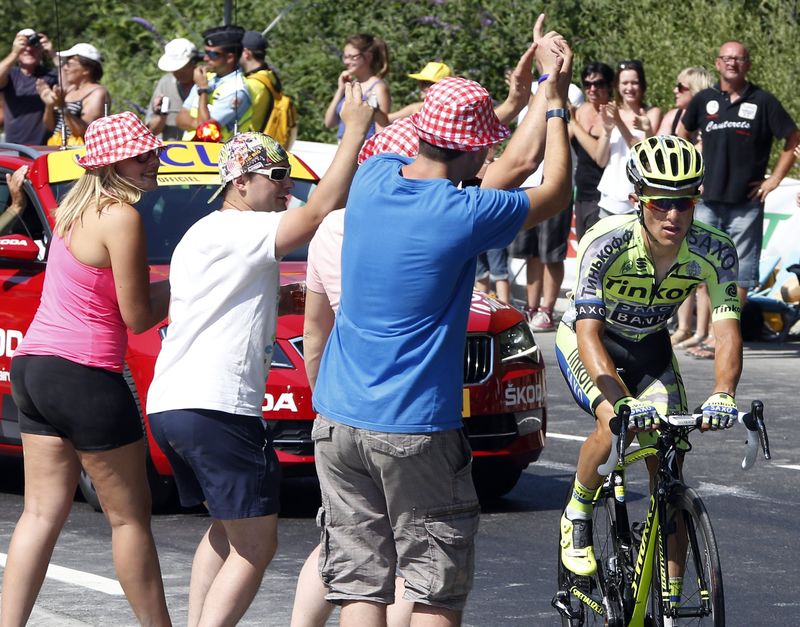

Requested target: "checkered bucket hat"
[
  {"left": 410, "top": 77, "right": 509, "bottom": 151},
  {"left": 358, "top": 117, "right": 419, "bottom": 165},
  {"left": 77, "top": 112, "right": 162, "bottom": 170},
  {"left": 208, "top": 132, "right": 289, "bottom": 203}
]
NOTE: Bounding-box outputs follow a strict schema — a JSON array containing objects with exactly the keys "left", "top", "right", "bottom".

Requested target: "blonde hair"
[
  {"left": 678, "top": 67, "right": 713, "bottom": 96},
  {"left": 54, "top": 166, "right": 144, "bottom": 237}
]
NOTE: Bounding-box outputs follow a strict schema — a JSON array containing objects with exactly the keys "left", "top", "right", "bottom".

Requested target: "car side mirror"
[{"left": 0, "top": 234, "right": 40, "bottom": 261}]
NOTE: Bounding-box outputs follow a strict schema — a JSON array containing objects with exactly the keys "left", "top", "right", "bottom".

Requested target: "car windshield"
[{"left": 50, "top": 179, "right": 316, "bottom": 264}]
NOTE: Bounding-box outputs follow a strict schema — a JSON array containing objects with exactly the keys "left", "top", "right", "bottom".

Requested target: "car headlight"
[{"left": 497, "top": 322, "right": 540, "bottom": 363}]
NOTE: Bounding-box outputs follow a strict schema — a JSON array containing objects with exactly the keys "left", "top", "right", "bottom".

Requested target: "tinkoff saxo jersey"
[{"left": 568, "top": 215, "right": 740, "bottom": 341}]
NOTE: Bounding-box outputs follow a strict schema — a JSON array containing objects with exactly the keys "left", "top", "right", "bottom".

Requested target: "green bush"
[{"left": 3, "top": 0, "right": 798, "bottom": 167}]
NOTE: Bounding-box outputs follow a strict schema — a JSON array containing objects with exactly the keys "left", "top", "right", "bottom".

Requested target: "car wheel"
[{"left": 471, "top": 458, "right": 524, "bottom": 500}]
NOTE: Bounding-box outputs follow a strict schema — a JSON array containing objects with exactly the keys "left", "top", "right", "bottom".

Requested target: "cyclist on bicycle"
[{"left": 556, "top": 135, "right": 742, "bottom": 578}]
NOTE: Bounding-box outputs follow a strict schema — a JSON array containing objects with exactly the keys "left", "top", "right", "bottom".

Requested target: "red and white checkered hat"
[
  {"left": 77, "top": 112, "right": 162, "bottom": 170},
  {"left": 357, "top": 117, "right": 419, "bottom": 165},
  {"left": 410, "top": 77, "right": 509, "bottom": 151}
]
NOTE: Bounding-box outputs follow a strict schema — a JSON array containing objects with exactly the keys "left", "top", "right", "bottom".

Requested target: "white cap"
[
  {"left": 17, "top": 28, "right": 36, "bottom": 38},
  {"left": 158, "top": 38, "right": 197, "bottom": 72},
  {"left": 58, "top": 43, "right": 103, "bottom": 63}
]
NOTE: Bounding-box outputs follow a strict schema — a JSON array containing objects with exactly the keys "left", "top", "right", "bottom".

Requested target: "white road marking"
[
  {"left": 0, "top": 553, "right": 123, "bottom": 596},
  {"left": 547, "top": 432, "right": 586, "bottom": 442},
  {"left": 775, "top": 464, "right": 800, "bottom": 471}
]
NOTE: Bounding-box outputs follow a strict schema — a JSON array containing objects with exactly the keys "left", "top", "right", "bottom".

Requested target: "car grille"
[
  {"left": 462, "top": 413, "right": 519, "bottom": 450},
  {"left": 463, "top": 334, "right": 493, "bottom": 385},
  {"left": 266, "top": 420, "right": 314, "bottom": 456}
]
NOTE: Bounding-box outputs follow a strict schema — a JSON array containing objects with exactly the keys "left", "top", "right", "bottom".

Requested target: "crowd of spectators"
[{"left": 0, "top": 17, "right": 798, "bottom": 627}]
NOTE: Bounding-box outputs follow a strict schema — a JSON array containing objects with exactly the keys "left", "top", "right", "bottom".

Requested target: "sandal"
[
  {"left": 677, "top": 334, "right": 706, "bottom": 349},
  {"left": 687, "top": 341, "right": 715, "bottom": 359},
  {"left": 670, "top": 328, "right": 692, "bottom": 346}
]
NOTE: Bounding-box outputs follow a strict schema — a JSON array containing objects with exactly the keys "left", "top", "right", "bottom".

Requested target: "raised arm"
[
  {"left": 0, "top": 166, "right": 28, "bottom": 234},
  {"left": 519, "top": 39, "right": 573, "bottom": 229},
  {"left": 323, "top": 71, "right": 350, "bottom": 129},
  {"left": 275, "top": 82, "right": 374, "bottom": 257}
]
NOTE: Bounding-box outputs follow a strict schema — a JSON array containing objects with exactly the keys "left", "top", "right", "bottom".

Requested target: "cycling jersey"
[{"left": 566, "top": 214, "right": 740, "bottom": 342}]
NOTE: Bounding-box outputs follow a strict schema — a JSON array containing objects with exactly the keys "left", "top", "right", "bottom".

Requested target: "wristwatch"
[
  {"left": 546, "top": 108, "right": 570, "bottom": 123},
  {"left": 197, "top": 87, "right": 212, "bottom": 95}
]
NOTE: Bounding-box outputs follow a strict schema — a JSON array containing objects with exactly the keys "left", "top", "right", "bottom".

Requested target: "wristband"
[
  {"left": 537, "top": 74, "right": 550, "bottom": 84},
  {"left": 546, "top": 108, "right": 570, "bottom": 123}
]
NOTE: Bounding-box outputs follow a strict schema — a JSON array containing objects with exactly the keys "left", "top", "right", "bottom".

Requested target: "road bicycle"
[{"left": 552, "top": 400, "right": 770, "bottom": 626}]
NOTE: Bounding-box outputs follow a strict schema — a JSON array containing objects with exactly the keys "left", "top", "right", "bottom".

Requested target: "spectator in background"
[
  {"left": 0, "top": 29, "right": 58, "bottom": 144},
  {"left": 146, "top": 38, "right": 198, "bottom": 140},
  {"left": 324, "top": 33, "right": 390, "bottom": 141},
  {"left": 38, "top": 43, "right": 109, "bottom": 146},
  {"left": 568, "top": 61, "right": 614, "bottom": 241},
  {"left": 240, "top": 30, "right": 283, "bottom": 134},
  {"left": 0, "top": 167, "right": 28, "bottom": 234},
  {"left": 657, "top": 67, "right": 714, "bottom": 349},
  {"left": 372, "top": 61, "right": 451, "bottom": 127},
  {"left": 511, "top": 72, "right": 584, "bottom": 330},
  {"left": 681, "top": 41, "right": 799, "bottom": 359},
  {"left": 596, "top": 59, "right": 661, "bottom": 217},
  {"left": 2, "top": 112, "right": 171, "bottom": 627},
  {"left": 177, "top": 25, "right": 253, "bottom": 141}
]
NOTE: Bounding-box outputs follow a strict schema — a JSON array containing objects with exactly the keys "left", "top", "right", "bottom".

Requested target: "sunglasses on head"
[
  {"left": 252, "top": 165, "right": 291, "bottom": 182},
  {"left": 204, "top": 49, "right": 223, "bottom": 59},
  {"left": 639, "top": 195, "right": 698, "bottom": 213},
  {"left": 582, "top": 79, "right": 608, "bottom": 89},
  {"left": 618, "top": 59, "right": 643, "bottom": 70},
  {"left": 133, "top": 147, "right": 163, "bottom": 163}
]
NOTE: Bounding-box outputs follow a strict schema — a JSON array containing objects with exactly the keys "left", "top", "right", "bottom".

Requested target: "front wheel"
[{"left": 649, "top": 487, "right": 724, "bottom": 626}]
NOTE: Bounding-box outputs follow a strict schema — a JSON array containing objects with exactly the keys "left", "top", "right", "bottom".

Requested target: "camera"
[{"left": 26, "top": 33, "right": 41, "bottom": 48}]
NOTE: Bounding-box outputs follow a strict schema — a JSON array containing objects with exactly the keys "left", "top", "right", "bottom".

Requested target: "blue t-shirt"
[{"left": 313, "top": 154, "right": 529, "bottom": 433}]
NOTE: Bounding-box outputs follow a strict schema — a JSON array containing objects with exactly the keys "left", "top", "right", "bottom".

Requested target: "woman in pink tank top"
[{"left": 3, "top": 112, "right": 172, "bottom": 626}]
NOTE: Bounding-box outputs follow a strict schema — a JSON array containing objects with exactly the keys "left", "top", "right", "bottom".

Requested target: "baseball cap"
[
  {"left": 202, "top": 25, "right": 245, "bottom": 48},
  {"left": 158, "top": 38, "right": 197, "bottom": 72},
  {"left": 410, "top": 77, "right": 509, "bottom": 151},
  {"left": 17, "top": 28, "right": 36, "bottom": 38},
  {"left": 242, "top": 31, "right": 267, "bottom": 52},
  {"left": 77, "top": 112, "right": 162, "bottom": 170},
  {"left": 57, "top": 43, "right": 103, "bottom": 63},
  {"left": 407, "top": 61, "right": 452, "bottom": 83},
  {"left": 208, "top": 132, "right": 289, "bottom": 203},
  {"left": 358, "top": 117, "right": 419, "bottom": 165}
]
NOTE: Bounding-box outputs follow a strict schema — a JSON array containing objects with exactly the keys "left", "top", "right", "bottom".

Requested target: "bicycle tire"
[{"left": 648, "top": 487, "right": 725, "bottom": 626}]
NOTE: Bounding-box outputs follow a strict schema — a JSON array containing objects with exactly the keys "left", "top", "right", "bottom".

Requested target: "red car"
[{"left": 0, "top": 141, "right": 546, "bottom": 508}]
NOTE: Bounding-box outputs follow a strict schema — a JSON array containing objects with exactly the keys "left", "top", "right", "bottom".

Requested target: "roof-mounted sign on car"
[{"left": 44, "top": 141, "right": 317, "bottom": 184}]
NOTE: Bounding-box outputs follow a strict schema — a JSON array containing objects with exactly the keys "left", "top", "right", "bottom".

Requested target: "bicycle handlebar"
[{"left": 597, "top": 400, "right": 770, "bottom": 476}]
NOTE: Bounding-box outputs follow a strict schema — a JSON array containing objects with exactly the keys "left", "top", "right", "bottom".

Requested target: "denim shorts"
[
  {"left": 476, "top": 247, "right": 509, "bottom": 280},
  {"left": 695, "top": 200, "right": 761, "bottom": 288},
  {"left": 149, "top": 408, "right": 280, "bottom": 519},
  {"left": 312, "top": 415, "right": 480, "bottom": 610}
]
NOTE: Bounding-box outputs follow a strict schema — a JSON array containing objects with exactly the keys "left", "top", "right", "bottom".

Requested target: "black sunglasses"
[
  {"left": 134, "top": 147, "right": 164, "bottom": 163},
  {"left": 204, "top": 49, "right": 223, "bottom": 59},
  {"left": 582, "top": 79, "right": 608, "bottom": 89}
]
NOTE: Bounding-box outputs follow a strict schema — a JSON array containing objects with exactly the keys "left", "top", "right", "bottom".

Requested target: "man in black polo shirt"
[
  {"left": 682, "top": 40, "right": 799, "bottom": 304},
  {"left": 0, "top": 29, "right": 57, "bottom": 144}
]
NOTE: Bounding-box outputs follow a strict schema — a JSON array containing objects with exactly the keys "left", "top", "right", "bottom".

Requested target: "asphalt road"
[{"left": 0, "top": 332, "right": 798, "bottom": 626}]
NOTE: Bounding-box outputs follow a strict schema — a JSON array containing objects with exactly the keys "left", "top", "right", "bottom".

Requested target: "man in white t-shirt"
[{"left": 145, "top": 84, "right": 373, "bottom": 627}]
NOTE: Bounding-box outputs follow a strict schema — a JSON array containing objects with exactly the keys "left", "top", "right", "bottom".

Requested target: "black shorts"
[
  {"left": 10, "top": 355, "right": 144, "bottom": 451},
  {"left": 149, "top": 408, "right": 281, "bottom": 519},
  {"left": 510, "top": 200, "right": 573, "bottom": 262}
]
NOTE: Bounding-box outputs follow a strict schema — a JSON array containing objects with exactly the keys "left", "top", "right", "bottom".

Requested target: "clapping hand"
[{"left": 338, "top": 81, "right": 375, "bottom": 137}]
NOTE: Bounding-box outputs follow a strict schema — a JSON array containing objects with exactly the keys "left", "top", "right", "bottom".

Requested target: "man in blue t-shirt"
[{"left": 311, "top": 30, "right": 574, "bottom": 624}]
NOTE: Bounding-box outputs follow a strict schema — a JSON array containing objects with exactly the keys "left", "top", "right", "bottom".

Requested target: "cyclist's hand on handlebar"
[
  {"left": 614, "top": 396, "right": 659, "bottom": 431},
  {"left": 700, "top": 392, "right": 737, "bottom": 430}
]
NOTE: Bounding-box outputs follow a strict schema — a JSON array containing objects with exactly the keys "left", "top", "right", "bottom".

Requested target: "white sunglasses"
[{"left": 252, "top": 165, "right": 291, "bottom": 181}]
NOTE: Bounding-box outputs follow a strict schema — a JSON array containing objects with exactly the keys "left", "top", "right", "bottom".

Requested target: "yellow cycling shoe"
[{"left": 560, "top": 513, "right": 597, "bottom": 576}]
